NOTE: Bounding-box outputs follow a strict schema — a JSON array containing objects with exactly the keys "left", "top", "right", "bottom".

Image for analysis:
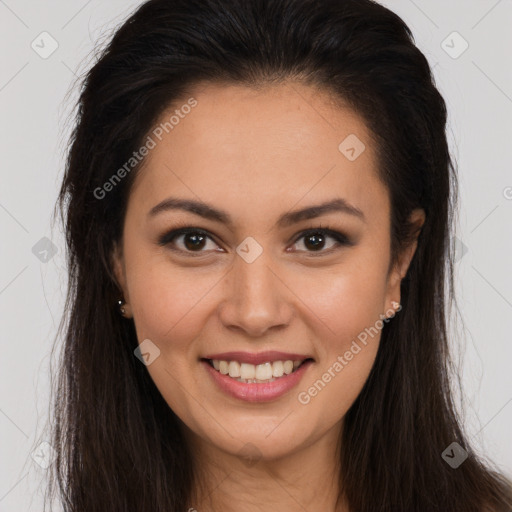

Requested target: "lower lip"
[{"left": 202, "top": 359, "right": 313, "bottom": 402}]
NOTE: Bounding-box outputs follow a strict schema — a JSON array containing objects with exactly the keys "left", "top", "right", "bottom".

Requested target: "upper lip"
[{"left": 202, "top": 351, "right": 313, "bottom": 366}]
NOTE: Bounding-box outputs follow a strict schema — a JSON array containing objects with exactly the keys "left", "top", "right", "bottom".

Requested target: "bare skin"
[{"left": 112, "top": 80, "right": 425, "bottom": 512}]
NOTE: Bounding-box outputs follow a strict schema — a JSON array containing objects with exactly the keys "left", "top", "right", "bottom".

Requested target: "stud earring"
[
  {"left": 117, "top": 299, "right": 127, "bottom": 316},
  {"left": 387, "top": 301, "right": 402, "bottom": 319}
]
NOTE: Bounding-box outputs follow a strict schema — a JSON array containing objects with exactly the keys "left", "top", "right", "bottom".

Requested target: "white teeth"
[
  {"left": 228, "top": 361, "right": 241, "bottom": 378},
  {"left": 273, "top": 360, "right": 284, "bottom": 377},
  {"left": 240, "top": 363, "right": 255, "bottom": 380},
  {"left": 255, "top": 362, "right": 272, "bottom": 380},
  {"left": 210, "top": 358, "right": 307, "bottom": 382},
  {"left": 219, "top": 361, "right": 229, "bottom": 375}
]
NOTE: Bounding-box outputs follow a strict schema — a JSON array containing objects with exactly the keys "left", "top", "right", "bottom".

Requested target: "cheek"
[
  {"left": 125, "top": 254, "right": 217, "bottom": 349},
  {"left": 296, "top": 313, "right": 381, "bottom": 421},
  {"left": 304, "top": 260, "right": 389, "bottom": 345},
  {"left": 294, "top": 261, "right": 388, "bottom": 404}
]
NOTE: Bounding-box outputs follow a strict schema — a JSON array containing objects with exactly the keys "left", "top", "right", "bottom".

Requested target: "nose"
[{"left": 218, "top": 249, "right": 294, "bottom": 337}]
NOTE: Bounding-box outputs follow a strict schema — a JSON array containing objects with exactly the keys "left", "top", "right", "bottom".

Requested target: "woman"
[{"left": 46, "top": 0, "right": 512, "bottom": 510}]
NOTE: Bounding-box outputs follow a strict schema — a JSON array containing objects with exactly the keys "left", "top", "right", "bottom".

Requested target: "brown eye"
[
  {"left": 302, "top": 232, "right": 331, "bottom": 251},
  {"left": 158, "top": 228, "right": 220, "bottom": 254},
  {"left": 291, "top": 228, "right": 351, "bottom": 253},
  {"left": 182, "top": 232, "right": 207, "bottom": 251}
]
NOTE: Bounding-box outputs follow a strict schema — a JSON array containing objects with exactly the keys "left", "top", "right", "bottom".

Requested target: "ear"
[
  {"left": 384, "top": 208, "right": 425, "bottom": 314},
  {"left": 111, "top": 241, "right": 129, "bottom": 303}
]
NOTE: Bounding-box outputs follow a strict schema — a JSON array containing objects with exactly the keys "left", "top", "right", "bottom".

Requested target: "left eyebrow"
[
  {"left": 147, "top": 196, "right": 366, "bottom": 226},
  {"left": 276, "top": 198, "right": 366, "bottom": 227}
]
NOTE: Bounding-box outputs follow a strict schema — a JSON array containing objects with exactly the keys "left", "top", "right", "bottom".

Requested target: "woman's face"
[{"left": 113, "top": 81, "right": 423, "bottom": 462}]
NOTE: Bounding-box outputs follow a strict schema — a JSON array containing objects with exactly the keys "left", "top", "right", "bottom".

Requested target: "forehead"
[{"left": 128, "top": 81, "right": 389, "bottom": 227}]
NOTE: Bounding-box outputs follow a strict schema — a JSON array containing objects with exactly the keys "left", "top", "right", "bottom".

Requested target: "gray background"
[{"left": 1, "top": 0, "right": 511, "bottom": 509}]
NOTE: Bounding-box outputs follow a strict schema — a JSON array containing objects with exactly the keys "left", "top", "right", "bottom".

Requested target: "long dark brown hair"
[{"left": 41, "top": 0, "right": 512, "bottom": 510}]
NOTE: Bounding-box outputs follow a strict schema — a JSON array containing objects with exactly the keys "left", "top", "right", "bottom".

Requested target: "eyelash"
[{"left": 157, "top": 224, "right": 353, "bottom": 256}]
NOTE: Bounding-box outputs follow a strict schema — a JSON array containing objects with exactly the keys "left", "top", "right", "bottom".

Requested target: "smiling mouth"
[{"left": 202, "top": 357, "right": 314, "bottom": 384}]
